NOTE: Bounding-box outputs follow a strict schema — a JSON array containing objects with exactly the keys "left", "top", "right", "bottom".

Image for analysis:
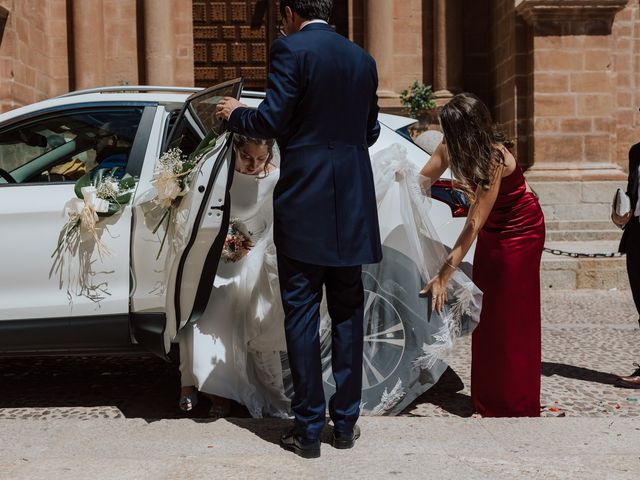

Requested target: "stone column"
[
  {"left": 432, "top": 0, "right": 463, "bottom": 104},
  {"left": 72, "top": 0, "right": 105, "bottom": 89},
  {"left": 516, "top": 0, "right": 628, "bottom": 182},
  {"left": 365, "top": 0, "right": 395, "bottom": 104},
  {"left": 172, "top": 0, "right": 194, "bottom": 87},
  {"left": 143, "top": 0, "right": 175, "bottom": 85}
]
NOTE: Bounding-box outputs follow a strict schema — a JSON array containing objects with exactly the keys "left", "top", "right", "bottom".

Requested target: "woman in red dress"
[{"left": 421, "top": 93, "right": 545, "bottom": 417}]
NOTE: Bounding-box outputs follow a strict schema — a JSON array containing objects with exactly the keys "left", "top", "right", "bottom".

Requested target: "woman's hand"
[
  {"left": 420, "top": 273, "right": 449, "bottom": 313},
  {"left": 612, "top": 210, "right": 632, "bottom": 229}
]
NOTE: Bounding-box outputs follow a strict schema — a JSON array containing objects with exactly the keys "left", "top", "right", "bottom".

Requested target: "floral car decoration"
[{"left": 53, "top": 167, "right": 136, "bottom": 260}]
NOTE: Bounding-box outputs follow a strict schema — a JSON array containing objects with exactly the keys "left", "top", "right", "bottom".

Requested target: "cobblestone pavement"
[{"left": 0, "top": 290, "right": 638, "bottom": 421}]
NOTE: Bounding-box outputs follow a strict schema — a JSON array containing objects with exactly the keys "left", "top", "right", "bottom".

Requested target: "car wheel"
[{"left": 320, "top": 245, "right": 448, "bottom": 415}]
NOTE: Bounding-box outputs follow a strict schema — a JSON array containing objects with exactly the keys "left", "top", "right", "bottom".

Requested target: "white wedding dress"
[
  {"left": 179, "top": 168, "right": 290, "bottom": 418},
  {"left": 179, "top": 143, "right": 482, "bottom": 418}
]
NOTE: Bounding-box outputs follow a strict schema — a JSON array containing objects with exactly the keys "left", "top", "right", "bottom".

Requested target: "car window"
[
  {"left": 0, "top": 107, "right": 144, "bottom": 185},
  {"left": 164, "top": 110, "right": 202, "bottom": 157}
]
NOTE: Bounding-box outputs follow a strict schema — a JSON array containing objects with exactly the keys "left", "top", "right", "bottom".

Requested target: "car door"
[
  {"left": 0, "top": 104, "right": 156, "bottom": 352},
  {"left": 129, "top": 79, "right": 243, "bottom": 357}
]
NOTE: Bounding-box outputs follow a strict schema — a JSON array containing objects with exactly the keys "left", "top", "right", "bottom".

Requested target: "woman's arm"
[
  {"left": 419, "top": 142, "right": 449, "bottom": 186},
  {"left": 421, "top": 162, "right": 504, "bottom": 311}
]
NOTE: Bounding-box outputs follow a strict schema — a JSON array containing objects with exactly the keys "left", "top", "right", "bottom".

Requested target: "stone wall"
[
  {"left": 516, "top": 0, "right": 639, "bottom": 180},
  {"left": 390, "top": 0, "right": 424, "bottom": 95},
  {"left": 612, "top": 1, "right": 640, "bottom": 169},
  {"left": 462, "top": 0, "right": 492, "bottom": 107},
  {"left": 0, "top": 0, "right": 193, "bottom": 114},
  {"left": 489, "top": 0, "right": 534, "bottom": 167},
  {"left": 491, "top": 0, "right": 518, "bottom": 138},
  {"left": 98, "top": 0, "right": 139, "bottom": 86},
  {"left": 0, "top": 0, "right": 68, "bottom": 113}
]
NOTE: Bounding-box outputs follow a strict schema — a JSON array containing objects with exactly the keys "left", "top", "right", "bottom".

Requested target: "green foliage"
[
  {"left": 74, "top": 167, "right": 136, "bottom": 217},
  {"left": 399, "top": 81, "right": 437, "bottom": 119}
]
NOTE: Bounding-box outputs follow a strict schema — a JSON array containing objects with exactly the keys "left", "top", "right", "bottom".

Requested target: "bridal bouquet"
[
  {"left": 221, "top": 219, "right": 253, "bottom": 263},
  {"left": 53, "top": 167, "right": 136, "bottom": 260},
  {"left": 150, "top": 148, "right": 196, "bottom": 209}
]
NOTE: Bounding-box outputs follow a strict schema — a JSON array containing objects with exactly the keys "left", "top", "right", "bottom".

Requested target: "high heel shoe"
[{"left": 179, "top": 391, "right": 199, "bottom": 412}]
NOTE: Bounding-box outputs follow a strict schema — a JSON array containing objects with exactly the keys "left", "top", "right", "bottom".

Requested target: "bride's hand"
[{"left": 420, "top": 274, "right": 448, "bottom": 313}]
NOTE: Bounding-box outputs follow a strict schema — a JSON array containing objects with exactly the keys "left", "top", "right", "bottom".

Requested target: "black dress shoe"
[
  {"left": 616, "top": 363, "right": 640, "bottom": 389},
  {"left": 332, "top": 424, "right": 361, "bottom": 449},
  {"left": 280, "top": 427, "right": 321, "bottom": 459}
]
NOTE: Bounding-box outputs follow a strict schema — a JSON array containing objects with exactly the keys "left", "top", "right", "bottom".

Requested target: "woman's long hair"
[
  {"left": 232, "top": 135, "right": 276, "bottom": 178},
  {"left": 439, "top": 93, "right": 514, "bottom": 202}
]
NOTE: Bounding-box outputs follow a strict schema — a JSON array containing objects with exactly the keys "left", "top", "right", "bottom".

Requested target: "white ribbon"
[{"left": 63, "top": 186, "right": 111, "bottom": 257}]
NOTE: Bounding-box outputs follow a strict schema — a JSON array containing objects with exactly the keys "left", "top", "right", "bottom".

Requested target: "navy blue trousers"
[{"left": 277, "top": 254, "right": 364, "bottom": 441}]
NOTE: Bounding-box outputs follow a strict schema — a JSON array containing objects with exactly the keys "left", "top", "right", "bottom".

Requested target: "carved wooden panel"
[
  {"left": 193, "top": 0, "right": 271, "bottom": 90},
  {"left": 193, "top": 1, "right": 351, "bottom": 90}
]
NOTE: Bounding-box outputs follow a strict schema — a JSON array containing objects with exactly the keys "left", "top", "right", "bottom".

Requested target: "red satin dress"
[{"left": 471, "top": 163, "right": 545, "bottom": 417}]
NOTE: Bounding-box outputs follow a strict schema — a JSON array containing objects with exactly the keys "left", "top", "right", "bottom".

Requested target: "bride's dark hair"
[
  {"left": 232, "top": 135, "right": 276, "bottom": 178},
  {"left": 439, "top": 93, "right": 514, "bottom": 202}
]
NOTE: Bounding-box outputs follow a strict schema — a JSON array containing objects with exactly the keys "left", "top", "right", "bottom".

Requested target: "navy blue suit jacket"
[{"left": 228, "top": 23, "right": 382, "bottom": 267}]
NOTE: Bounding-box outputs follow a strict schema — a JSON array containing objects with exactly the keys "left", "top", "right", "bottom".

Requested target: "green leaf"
[
  {"left": 74, "top": 171, "right": 93, "bottom": 198},
  {"left": 118, "top": 174, "right": 136, "bottom": 190}
]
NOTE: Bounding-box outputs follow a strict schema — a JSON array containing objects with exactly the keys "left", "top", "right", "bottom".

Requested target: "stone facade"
[
  {"left": 0, "top": 0, "right": 193, "bottom": 113},
  {"left": 0, "top": 0, "right": 638, "bottom": 239},
  {"left": 0, "top": 0, "right": 68, "bottom": 111}
]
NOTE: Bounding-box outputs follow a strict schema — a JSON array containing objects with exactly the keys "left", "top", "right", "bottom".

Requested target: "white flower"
[
  {"left": 96, "top": 178, "right": 120, "bottom": 201},
  {"left": 152, "top": 175, "right": 183, "bottom": 209}
]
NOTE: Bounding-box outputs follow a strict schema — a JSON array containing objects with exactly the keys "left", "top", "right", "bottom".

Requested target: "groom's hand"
[{"left": 216, "top": 97, "right": 244, "bottom": 121}]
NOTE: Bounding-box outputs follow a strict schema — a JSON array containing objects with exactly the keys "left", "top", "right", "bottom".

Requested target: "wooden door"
[
  {"left": 192, "top": 1, "right": 350, "bottom": 91},
  {"left": 193, "top": 1, "right": 271, "bottom": 90}
]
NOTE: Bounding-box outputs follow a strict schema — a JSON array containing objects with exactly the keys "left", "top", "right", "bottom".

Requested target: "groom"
[{"left": 217, "top": 0, "right": 381, "bottom": 458}]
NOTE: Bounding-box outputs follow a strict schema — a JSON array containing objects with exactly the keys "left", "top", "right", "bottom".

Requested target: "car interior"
[{"left": 0, "top": 107, "right": 143, "bottom": 185}]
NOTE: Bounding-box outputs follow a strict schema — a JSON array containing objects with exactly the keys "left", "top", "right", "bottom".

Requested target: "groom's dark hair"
[{"left": 279, "top": 0, "right": 333, "bottom": 21}]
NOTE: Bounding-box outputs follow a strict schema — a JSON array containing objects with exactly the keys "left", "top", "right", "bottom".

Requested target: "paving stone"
[{"left": 0, "top": 290, "right": 638, "bottom": 421}]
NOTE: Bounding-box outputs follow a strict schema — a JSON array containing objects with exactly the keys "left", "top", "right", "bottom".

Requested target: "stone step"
[
  {"left": 545, "top": 220, "right": 617, "bottom": 231},
  {"left": 543, "top": 240, "right": 621, "bottom": 254},
  {"left": 529, "top": 180, "right": 626, "bottom": 223},
  {"left": 541, "top": 240, "right": 627, "bottom": 290},
  {"left": 546, "top": 229, "right": 622, "bottom": 241}
]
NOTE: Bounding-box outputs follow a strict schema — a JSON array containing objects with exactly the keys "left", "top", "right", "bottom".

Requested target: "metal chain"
[{"left": 543, "top": 247, "right": 624, "bottom": 258}]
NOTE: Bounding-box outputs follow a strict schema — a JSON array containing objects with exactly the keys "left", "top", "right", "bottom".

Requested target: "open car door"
[{"left": 130, "top": 78, "right": 243, "bottom": 358}]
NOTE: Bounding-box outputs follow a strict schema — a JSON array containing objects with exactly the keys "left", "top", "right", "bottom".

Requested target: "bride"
[
  {"left": 178, "top": 134, "right": 289, "bottom": 418},
  {"left": 178, "top": 137, "right": 482, "bottom": 418}
]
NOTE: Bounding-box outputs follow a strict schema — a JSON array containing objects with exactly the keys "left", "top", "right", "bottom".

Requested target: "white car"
[{"left": 0, "top": 79, "right": 470, "bottom": 403}]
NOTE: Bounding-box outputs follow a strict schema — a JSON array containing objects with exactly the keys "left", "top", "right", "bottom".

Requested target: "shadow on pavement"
[
  {"left": 1, "top": 356, "right": 477, "bottom": 421},
  {"left": 0, "top": 355, "right": 204, "bottom": 420},
  {"left": 402, "top": 367, "right": 473, "bottom": 417},
  {"left": 225, "top": 418, "right": 290, "bottom": 447},
  {"left": 226, "top": 418, "right": 340, "bottom": 447},
  {"left": 541, "top": 362, "right": 620, "bottom": 386}
]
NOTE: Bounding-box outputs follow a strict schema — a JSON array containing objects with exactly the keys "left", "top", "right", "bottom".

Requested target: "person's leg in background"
[{"left": 619, "top": 217, "right": 640, "bottom": 388}]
